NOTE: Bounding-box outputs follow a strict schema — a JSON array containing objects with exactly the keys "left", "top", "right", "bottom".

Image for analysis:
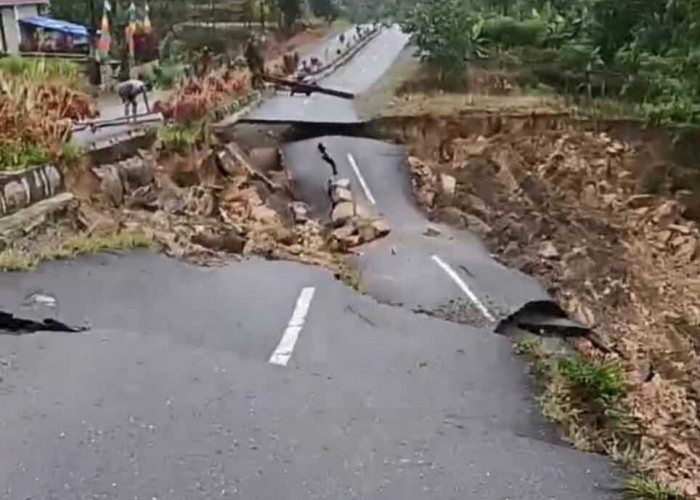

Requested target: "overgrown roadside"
[{"left": 399, "top": 118, "right": 700, "bottom": 498}]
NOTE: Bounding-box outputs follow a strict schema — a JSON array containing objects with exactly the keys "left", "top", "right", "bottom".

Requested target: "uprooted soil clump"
[
  {"left": 409, "top": 129, "right": 700, "bottom": 496},
  {"left": 1, "top": 129, "right": 393, "bottom": 289}
]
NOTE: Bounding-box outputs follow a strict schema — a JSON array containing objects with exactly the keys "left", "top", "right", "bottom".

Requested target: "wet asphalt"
[
  {"left": 247, "top": 26, "right": 410, "bottom": 124},
  {"left": 281, "top": 136, "right": 549, "bottom": 320},
  {"left": 0, "top": 26, "right": 621, "bottom": 499}
]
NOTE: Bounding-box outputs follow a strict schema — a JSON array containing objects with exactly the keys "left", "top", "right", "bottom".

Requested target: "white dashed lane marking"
[
  {"left": 347, "top": 153, "right": 377, "bottom": 205},
  {"left": 269, "top": 287, "right": 316, "bottom": 367},
  {"left": 431, "top": 255, "right": 496, "bottom": 323}
]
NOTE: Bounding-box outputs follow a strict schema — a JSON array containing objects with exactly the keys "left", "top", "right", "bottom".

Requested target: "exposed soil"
[{"left": 407, "top": 126, "right": 700, "bottom": 497}]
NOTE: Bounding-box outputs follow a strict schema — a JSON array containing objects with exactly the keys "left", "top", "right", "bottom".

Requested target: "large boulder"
[{"left": 331, "top": 202, "right": 355, "bottom": 227}]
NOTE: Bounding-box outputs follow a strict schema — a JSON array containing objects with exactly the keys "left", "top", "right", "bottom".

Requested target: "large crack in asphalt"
[
  {"left": 273, "top": 127, "right": 594, "bottom": 344},
  {"left": 0, "top": 311, "right": 88, "bottom": 335}
]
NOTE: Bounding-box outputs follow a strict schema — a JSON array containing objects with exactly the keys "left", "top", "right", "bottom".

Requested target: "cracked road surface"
[
  {"left": 0, "top": 254, "right": 618, "bottom": 499},
  {"left": 0, "top": 26, "right": 621, "bottom": 499},
  {"left": 282, "top": 136, "right": 550, "bottom": 320}
]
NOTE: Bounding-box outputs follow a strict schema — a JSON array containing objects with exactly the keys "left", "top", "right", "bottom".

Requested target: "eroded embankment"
[{"left": 369, "top": 112, "right": 700, "bottom": 497}]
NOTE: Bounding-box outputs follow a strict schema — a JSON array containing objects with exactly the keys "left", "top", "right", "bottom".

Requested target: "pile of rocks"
[{"left": 326, "top": 177, "right": 390, "bottom": 251}]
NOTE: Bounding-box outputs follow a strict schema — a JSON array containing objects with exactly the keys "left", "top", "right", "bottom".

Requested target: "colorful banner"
[
  {"left": 144, "top": 3, "right": 152, "bottom": 33},
  {"left": 96, "top": 0, "right": 111, "bottom": 61},
  {"left": 126, "top": 1, "right": 137, "bottom": 61}
]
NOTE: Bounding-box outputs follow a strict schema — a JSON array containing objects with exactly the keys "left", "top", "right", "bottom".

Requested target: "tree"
[
  {"left": 402, "top": 0, "right": 483, "bottom": 81},
  {"left": 310, "top": 0, "right": 339, "bottom": 23},
  {"left": 277, "top": 0, "right": 302, "bottom": 28}
]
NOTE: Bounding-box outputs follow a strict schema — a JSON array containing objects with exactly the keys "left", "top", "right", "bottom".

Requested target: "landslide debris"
[
  {"left": 2, "top": 133, "right": 393, "bottom": 278},
  {"left": 409, "top": 129, "right": 700, "bottom": 497}
]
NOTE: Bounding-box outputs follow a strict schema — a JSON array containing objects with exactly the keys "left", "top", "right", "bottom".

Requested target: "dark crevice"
[
  {"left": 495, "top": 300, "right": 589, "bottom": 337},
  {"left": 0, "top": 312, "right": 88, "bottom": 335}
]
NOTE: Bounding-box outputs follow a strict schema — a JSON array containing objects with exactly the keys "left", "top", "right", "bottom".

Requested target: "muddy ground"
[{"left": 405, "top": 122, "right": 700, "bottom": 497}]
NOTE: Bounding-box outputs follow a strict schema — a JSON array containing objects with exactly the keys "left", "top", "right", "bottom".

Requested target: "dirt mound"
[{"left": 410, "top": 130, "right": 700, "bottom": 497}]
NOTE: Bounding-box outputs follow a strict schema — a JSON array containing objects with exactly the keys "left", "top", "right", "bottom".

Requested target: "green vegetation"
[
  {"left": 0, "top": 57, "right": 83, "bottom": 88},
  {"left": 59, "top": 141, "right": 84, "bottom": 163},
  {"left": 399, "top": 0, "right": 700, "bottom": 125},
  {"left": 0, "top": 230, "right": 155, "bottom": 272},
  {"left": 514, "top": 337, "right": 682, "bottom": 498},
  {"left": 152, "top": 63, "right": 187, "bottom": 90},
  {"left": 0, "top": 142, "right": 51, "bottom": 172},
  {"left": 0, "top": 249, "right": 38, "bottom": 272},
  {"left": 514, "top": 337, "right": 635, "bottom": 452},
  {"left": 402, "top": 0, "right": 485, "bottom": 81},
  {"left": 310, "top": 0, "right": 340, "bottom": 23},
  {"left": 157, "top": 123, "right": 197, "bottom": 152},
  {"left": 558, "top": 357, "right": 625, "bottom": 404},
  {"left": 625, "top": 476, "right": 681, "bottom": 500}
]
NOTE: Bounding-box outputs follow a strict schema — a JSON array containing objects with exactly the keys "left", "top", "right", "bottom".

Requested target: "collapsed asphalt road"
[
  {"left": 282, "top": 136, "right": 550, "bottom": 322},
  {"left": 0, "top": 26, "right": 621, "bottom": 499},
  {"left": 0, "top": 254, "right": 618, "bottom": 499}
]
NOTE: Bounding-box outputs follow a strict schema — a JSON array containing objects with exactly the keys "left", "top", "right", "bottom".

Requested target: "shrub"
[
  {"left": 557, "top": 358, "right": 625, "bottom": 404},
  {"left": 482, "top": 16, "right": 548, "bottom": 48},
  {"left": 0, "top": 142, "right": 50, "bottom": 172}
]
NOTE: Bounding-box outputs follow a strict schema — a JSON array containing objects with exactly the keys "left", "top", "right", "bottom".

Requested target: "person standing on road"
[
  {"left": 245, "top": 34, "right": 265, "bottom": 89},
  {"left": 117, "top": 78, "right": 150, "bottom": 120}
]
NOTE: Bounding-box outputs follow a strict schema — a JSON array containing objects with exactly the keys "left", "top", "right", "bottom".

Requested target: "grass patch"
[
  {"left": 59, "top": 141, "right": 84, "bottom": 162},
  {"left": 0, "top": 141, "right": 51, "bottom": 172},
  {"left": 0, "top": 249, "right": 38, "bottom": 271},
  {"left": 0, "top": 56, "right": 84, "bottom": 88},
  {"left": 515, "top": 338, "right": 687, "bottom": 497},
  {"left": 43, "top": 231, "right": 155, "bottom": 260},
  {"left": 625, "top": 476, "right": 681, "bottom": 500},
  {"left": 515, "top": 337, "right": 637, "bottom": 453},
  {"left": 0, "top": 230, "right": 155, "bottom": 272},
  {"left": 158, "top": 123, "right": 197, "bottom": 152}
]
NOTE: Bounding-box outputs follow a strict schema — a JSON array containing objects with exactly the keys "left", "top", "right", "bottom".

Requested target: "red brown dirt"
[{"left": 408, "top": 127, "right": 700, "bottom": 497}]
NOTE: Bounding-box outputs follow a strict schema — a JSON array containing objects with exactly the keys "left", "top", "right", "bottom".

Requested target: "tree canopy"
[{"left": 397, "top": 0, "right": 700, "bottom": 123}]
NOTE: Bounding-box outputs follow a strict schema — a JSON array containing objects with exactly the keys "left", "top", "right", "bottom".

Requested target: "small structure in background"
[
  {"left": 0, "top": 0, "right": 49, "bottom": 53},
  {"left": 18, "top": 15, "right": 89, "bottom": 53}
]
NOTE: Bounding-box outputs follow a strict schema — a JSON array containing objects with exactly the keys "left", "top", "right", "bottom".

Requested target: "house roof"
[
  {"left": 19, "top": 16, "right": 88, "bottom": 37},
  {"left": 0, "top": 0, "right": 49, "bottom": 5}
]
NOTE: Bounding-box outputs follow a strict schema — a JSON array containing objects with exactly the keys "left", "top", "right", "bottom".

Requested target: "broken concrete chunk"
[
  {"left": 330, "top": 177, "right": 351, "bottom": 190},
  {"left": 249, "top": 147, "right": 281, "bottom": 173},
  {"left": 416, "top": 189, "right": 436, "bottom": 209},
  {"left": 250, "top": 205, "right": 278, "bottom": 223},
  {"left": 424, "top": 225, "right": 441, "bottom": 237},
  {"left": 78, "top": 205, "right": 119, "bottom": 235},
  {"left": 92, "top": 165, "right": 124, "bottom": 206},
  {"left": 675, "top": 237, "right": 698, "bottom": 262},
  {"left": 503, "top": 241, "right": 520, "bottom": 258},
  {"left": 370, "top": 218, "right": 391, "bottom": 237},
  {"left": 331, "top": 224, "right": 361, "bottom": 249},
  {"left": 436, "top": 206, "right": 465, "bottom": 228},
  {"left": 466, "top": 194, "right": 488, "bottom": 219},
  {"left": 191, "top": 232, "right": 246, "bottom": 254},
  {"left": 439, "top": 174, "right": 457, "bottom": 196},
  {"left": 331, "top": 202, "right": 356, "bottom": 226},
  {"left": 332, "top": 224, "right": 356, "bottom": 240},
  {"left": 358, "top": 223, "right": 378, "bottom": 243},
  {"left": 538, "top": 241, "right": 560, "bottom": 259},
  {"left": 626, "top": 194, "right": 656, "bottom": 209},
  {"left": 331, "top": 186, "right": 353, "bottom": 204},
  {"left": 464, "top": 214, "right": 492, "bottom": 238},
  {"left": 582, "top": 184, "right": 598, "bottom": 207},
  {"left": 289, "top": 201, "right": 309, "bottom": 223},
  {"left": 668, "top": 223, "right": 692, "bottom": 235},
  {"left": 3, "top": 180, "right": 29, "bottom": 214}
]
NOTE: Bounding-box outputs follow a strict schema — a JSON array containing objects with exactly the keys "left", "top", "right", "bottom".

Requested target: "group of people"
[{"left": 116, "top": 24, "right": 385, "bottom": 119}]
